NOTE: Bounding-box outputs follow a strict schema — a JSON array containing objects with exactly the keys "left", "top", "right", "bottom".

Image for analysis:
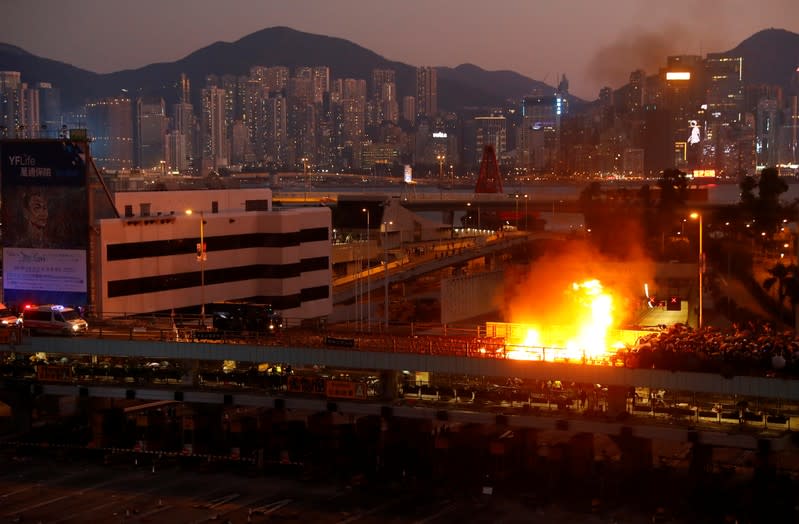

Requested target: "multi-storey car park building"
[{"left": 0, "top": 137, "right": 332, "bottom": 323}]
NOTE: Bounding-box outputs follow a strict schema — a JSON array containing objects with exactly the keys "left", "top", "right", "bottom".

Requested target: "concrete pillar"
[
  {"left": 689, "top": 442, "right": 713, "bottom": 476},
  {"left": 605, "top": 385, "right": 631, "bottom": 417},
  {"left": 566, "top": 432, "right": 595, "bottom": 479},
  {"left": 380, "top": 371, "right": 398, "bottom": 401},
  {"left": 181, "top": 359, "right": 200, "bottom": 387},
  {"left": 616, "top": 434, "right": 653, "bottom": 475}
]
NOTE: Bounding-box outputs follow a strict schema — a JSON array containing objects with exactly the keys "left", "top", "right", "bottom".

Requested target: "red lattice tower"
[{"left": 474, "top": 145, "right": 503, "bottom": 193}]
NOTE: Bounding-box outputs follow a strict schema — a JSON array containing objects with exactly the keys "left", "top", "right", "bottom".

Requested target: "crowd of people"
[{"left": 623, "top": 321, "right": 799, "bottom": 377}]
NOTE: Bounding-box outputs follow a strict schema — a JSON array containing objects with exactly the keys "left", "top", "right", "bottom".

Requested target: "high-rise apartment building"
[
  {"left": 19, "top": 83, "right": 40, "bottom": 138},
  {"left": 0, "top": 71, "right": 22, "bottom": 135},
  {"left": 416, "top": 67, "right": 437, "bottom": 118},
  {"left": 342, "top": 79, "right": 367, "bottom": 142},
  {"left": 402, "top": 96, "right": 416, "bottom": 124},
  {"left": 312, "top": 66, "right": 330, "bottom": 104},
  {"left": 201, "top": 86, "right": 228, "bottom": 172},
  {"left": 265, "top": 67, "right": 290, "bottom": 94}
]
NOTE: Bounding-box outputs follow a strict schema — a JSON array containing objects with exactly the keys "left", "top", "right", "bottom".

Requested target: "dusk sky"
[{"left": 2, "top": 0, "right": 798, "bottom": 100}]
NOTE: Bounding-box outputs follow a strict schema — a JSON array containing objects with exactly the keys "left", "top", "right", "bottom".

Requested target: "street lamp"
[
  {"left": 383, "top": 220, "right": 393, "bottom": 331},
  {"left": 690, "top": 212, "right": 703, "bottom": 329},
  {"left": 524, "top": 194, "right": 528, "bottom": 231},
  {"left": 515, "top": 194, "right": 519, "bottom": 230},
  {"left": 437, "top": 154, "right": 445, "bottom": 199},
  {"left": 362, "top": 208, "right": 370, "bottom": 332},
  {"left": 186, "top": 209, "right": 206, "bottom": 326},
  {"left": 301, "top": 157, "right": 309, "bottom": 202}
]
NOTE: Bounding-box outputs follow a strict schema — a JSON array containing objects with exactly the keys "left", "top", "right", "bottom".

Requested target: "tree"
[{"left": 763, "top": 261, "right": 799, "bottom": 323}]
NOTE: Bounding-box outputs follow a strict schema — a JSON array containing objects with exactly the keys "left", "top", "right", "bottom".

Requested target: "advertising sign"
[{"left": 1, "top": 140, "right": 88, "bottom": 306}]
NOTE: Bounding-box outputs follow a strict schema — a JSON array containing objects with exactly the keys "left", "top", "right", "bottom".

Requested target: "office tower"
[
  {"left": 86, "top": 97, "right": 134, "bottom": 170},
  {"left": 136, "top": 96, "right": 166, "bottom": 170},
  {"left": 705, "top": 54, "right": 744, "bottom": 124},
  {"left": 180, "top": 73, "right": 191, "bottom": 104},
  {"left": 628, "top": 70, "right": 645, "bottom": 114},
  {"left": 172, "top": 102, "right": 195, "bottom": 168},
  {"left": 201, "top": 86, "right": 228, "bottom": 172},
  {"left": 416, "top": 67, "right": 437, "bottom": 117},
  {"left": 381, "top": 82, "right": 399, "bottom": 124},
  {"left": 474, "top": 115, "right": 507, "bottom": 166},
  {"left": 641, "top": 103, "right": 672, "bottom": 175},
  {"left": 756, "top": 98, "right": 779, "bottom": 167},
  {"left": 660, "top": 55, "right": 704, "bottom": 168},
  {"left": 518, "top": 95, "right": 564, "bottom": 171},
  {"left": 402, "top": 96, "right": 416, "bottom": 124},
  {"left": 35, "top": 82, "right": 61, "bottom": 135},
  {"left": 0, "top": 71, "right": 22, "bottom": 135},
  {"left": 165, "top": 129, "right": 188, "bottom": 172}
]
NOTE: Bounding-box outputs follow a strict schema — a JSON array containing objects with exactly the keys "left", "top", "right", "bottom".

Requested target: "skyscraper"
[
  {"left": 171, "top": 101, "right": 195, "bottom": 171},
  {"left": 416, "top": 67, "right": 437, "bottom": 118},
  {"left": 136, "top": 97, "right": 166, "bottom": 170},
  {"left": 201, "top": 86, "right": 228, "bottom": 172},
  {"left": 0, "top": 71, "right": 22, "bottom": 135},
  {"left": 312, "top": 66, "right": 330, "bottom": 104},
  {"left": 86, "top": 97, "right": 134, "bottom": 170}
]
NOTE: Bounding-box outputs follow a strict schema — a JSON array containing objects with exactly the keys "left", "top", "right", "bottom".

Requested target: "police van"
[{"left": 22, "top": 305, "right": 88, "bottom": 335}]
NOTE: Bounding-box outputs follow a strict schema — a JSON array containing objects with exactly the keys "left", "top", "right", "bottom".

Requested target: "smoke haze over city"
[{"left": 1, "top": 0, "right": 797, "bottom": 99}]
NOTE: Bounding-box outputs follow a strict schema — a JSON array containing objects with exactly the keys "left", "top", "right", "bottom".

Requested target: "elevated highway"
[{"left": 7, "top": 334, "right": 799, "bottom": 402}]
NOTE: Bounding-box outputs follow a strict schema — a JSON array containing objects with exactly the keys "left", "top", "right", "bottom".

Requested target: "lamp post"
[
  {"left": 524, "top": 194, "right": 528, "bottom": 231},
  {"left": 383, "top": 220, "right": 393, "bottom": 331},
  {"left": 362, "top": 208, "right": 370, "bottom": 332},
  {"left": 690, "top": 212, "right": 703, "bottom": 329},
  {"left": 437, "top": 154, "right": 445, "bottom": 199},
  {"left": 515, "top": 194, "right": 519, "bottom": 230},
  {"left": 302, "top": 157, "right": 309, "bottom": 202},
  {"left": 186, "top": 209, "right": 206, "bottom": 326}
]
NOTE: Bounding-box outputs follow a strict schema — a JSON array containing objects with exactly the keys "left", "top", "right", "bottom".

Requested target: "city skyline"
[{"left": 2, "top": 0, "right": 797, "bottom": 100}]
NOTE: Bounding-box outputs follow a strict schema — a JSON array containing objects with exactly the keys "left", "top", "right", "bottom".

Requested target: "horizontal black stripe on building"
[
  {"left": 106, "top": 227, "right": 329, "bottom": 261},
  {"left": 107, "top": 257, "right": 330, "bottom": 298}
]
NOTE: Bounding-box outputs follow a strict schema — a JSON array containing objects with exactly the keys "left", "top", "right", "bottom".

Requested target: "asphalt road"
[{"left": 0, "top": 453, "right": 687, "bottom": 524}]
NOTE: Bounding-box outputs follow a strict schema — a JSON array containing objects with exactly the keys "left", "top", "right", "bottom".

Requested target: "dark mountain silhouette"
[
  {"left": 0, "top": 26, "right": 795, "bottom": 113},
  {"left": 0, "top": 26, "right": 562, "bottom": 112},
  {"left": 721, "top": 28, "right": 799, "bottom": 89}
]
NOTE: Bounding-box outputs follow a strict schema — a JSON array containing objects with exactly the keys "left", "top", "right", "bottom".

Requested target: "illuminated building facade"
[
  {"left": 415, "top": 67, "right": 438, "bottom": 118},
  {"left": 136, "top": 96, "right": 166, "bottom": 170},
  {"left": 86, "top": 97, "right": 134, "bottom": 171}
]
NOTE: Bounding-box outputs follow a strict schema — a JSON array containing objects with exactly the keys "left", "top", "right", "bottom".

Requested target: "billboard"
[
  {"left": 1, "top": 140, "right": 89, "bottom": 306},
  {"left": 666, "top": 71, "right": 691, "bottom": 81}
]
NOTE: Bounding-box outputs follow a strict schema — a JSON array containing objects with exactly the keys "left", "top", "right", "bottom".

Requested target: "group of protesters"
[{"left": 623, "top": 320, "right": 799, "bottom": 376}]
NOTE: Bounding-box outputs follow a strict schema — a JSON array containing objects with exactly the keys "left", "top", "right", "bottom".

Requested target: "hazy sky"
[{"left": 2, "top": 0, "right": 798, "bottom": 100}]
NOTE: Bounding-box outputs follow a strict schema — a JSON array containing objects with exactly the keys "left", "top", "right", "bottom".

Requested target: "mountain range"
[{"left": 0, "top": 26, "right": 797, "bottom": 113}]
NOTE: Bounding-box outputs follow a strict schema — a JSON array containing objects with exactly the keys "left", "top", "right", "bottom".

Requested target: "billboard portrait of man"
[{"left": 0, "top": 140, "right": 89, "bottom": 306}]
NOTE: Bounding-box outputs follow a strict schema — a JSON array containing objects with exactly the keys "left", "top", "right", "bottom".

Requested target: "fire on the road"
[{"left": 499, "top": 279, "right": 622, "bottom": 362}]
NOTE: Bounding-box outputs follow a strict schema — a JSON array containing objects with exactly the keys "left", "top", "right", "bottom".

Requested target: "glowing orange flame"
[{"left": 504, "top": 279, "right": 618, "bottom": 362}]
